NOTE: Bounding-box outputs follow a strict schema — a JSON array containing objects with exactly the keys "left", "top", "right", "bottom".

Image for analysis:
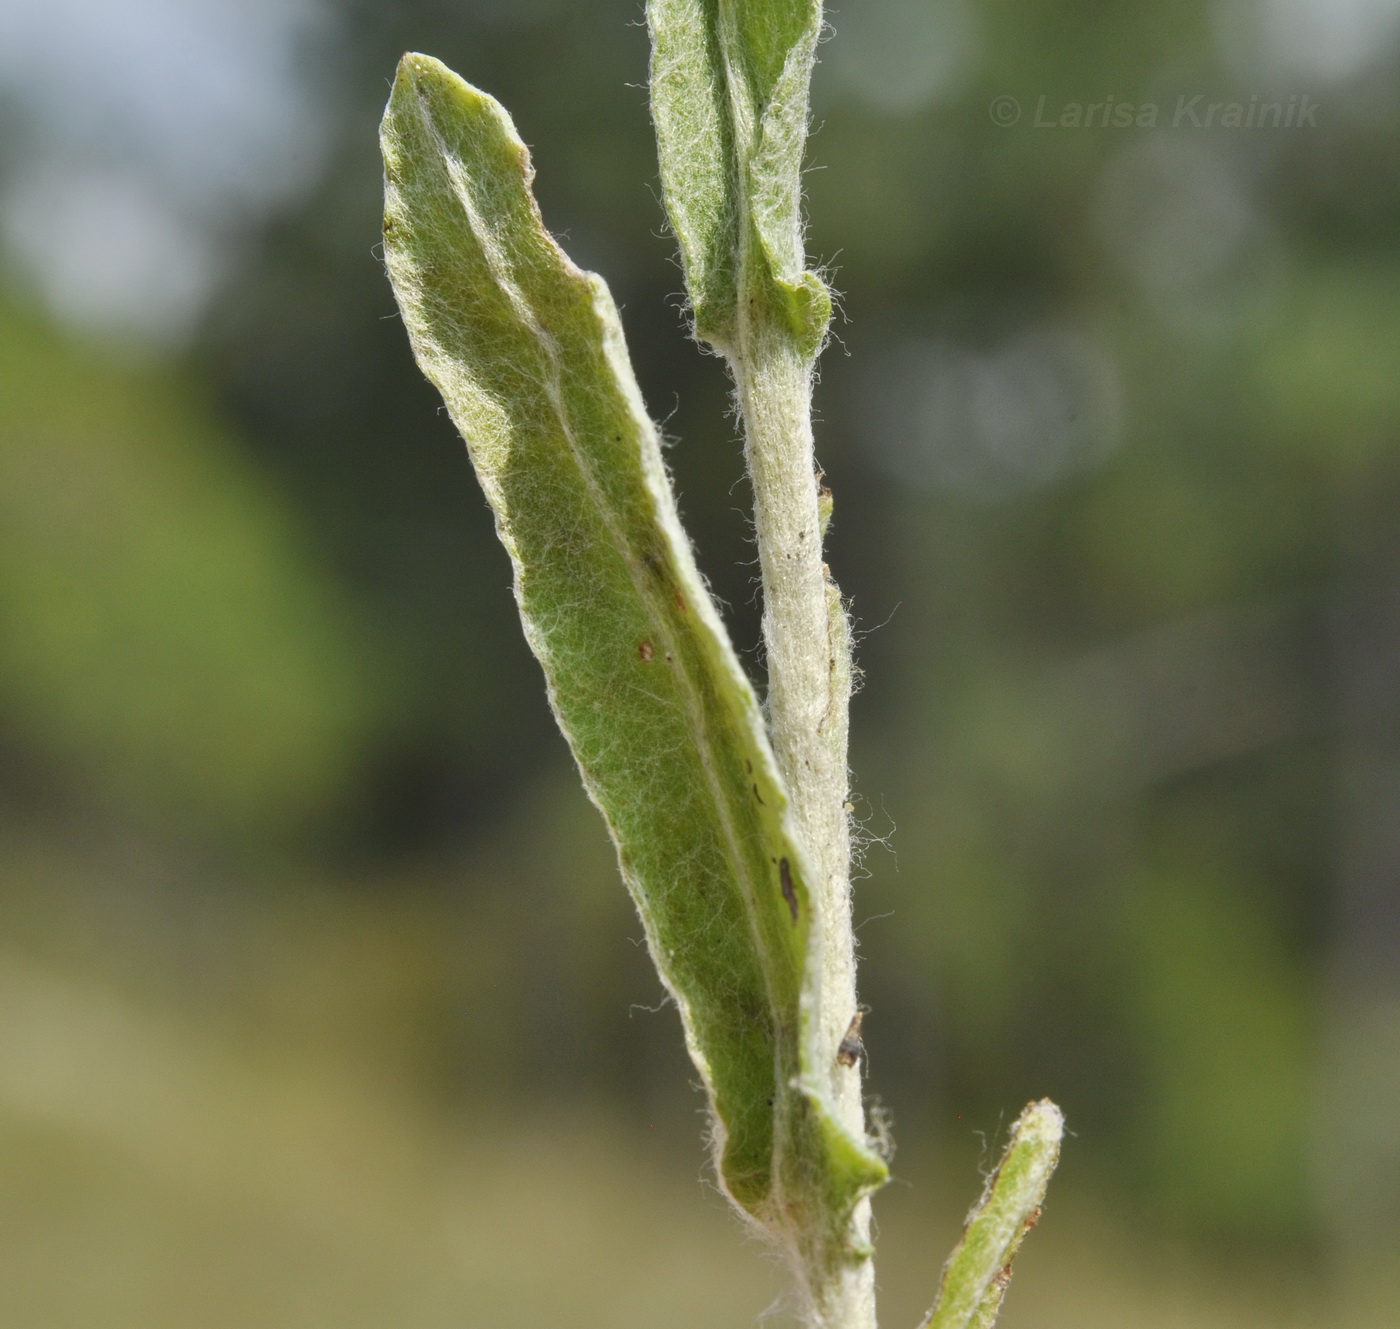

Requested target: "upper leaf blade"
[
  {"left": 647, "top": 0, "right": 831, "bottom": 355},
  {"left": 646, "top": 0, "right": 740, "bottom": 348}
]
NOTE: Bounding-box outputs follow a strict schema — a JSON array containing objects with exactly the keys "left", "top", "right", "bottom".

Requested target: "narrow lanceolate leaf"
[
  {"left": 921, "top": 1101, "right": 1064, "bottom": 1329},
  {"left": 381, "top": 52, "right": 884, "bottom": 1249},
  {"left": 647, "top": 0, "right": 832, "bottom": 355}
]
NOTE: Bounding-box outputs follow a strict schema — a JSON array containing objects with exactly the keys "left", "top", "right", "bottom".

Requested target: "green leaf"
[
  {"left": 922, "top": 1100, "right": 1064, "bottom": 1329},
  {"left": 647, "top": 0, "right": 832, "bottom": 356},
  {"left": 380, "top": 52, "right": 883, "bottom": 1253},
  {"left": 646, "top": 0, "right": 738, "bottom": 347}
]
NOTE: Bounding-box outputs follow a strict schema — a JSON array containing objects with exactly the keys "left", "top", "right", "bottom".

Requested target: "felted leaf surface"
[
  {"left": 380, "top": 54, "right": 883, "bottom": 1234},
  {"left": 647, "top": 0, "right": 832, "bottom": 354}
]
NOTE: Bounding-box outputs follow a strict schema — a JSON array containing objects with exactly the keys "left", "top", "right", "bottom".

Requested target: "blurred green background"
[{"left": 2, "top": 0, "right": 1399, "bottom": 1324}]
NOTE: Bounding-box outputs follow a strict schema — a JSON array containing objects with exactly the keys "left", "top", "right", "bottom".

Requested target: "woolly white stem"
[{"left": 732, "top": 300, "right": 871, "bottom": 1329}]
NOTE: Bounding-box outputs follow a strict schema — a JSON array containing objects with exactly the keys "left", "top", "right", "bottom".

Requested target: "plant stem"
[
  {"left": 733, "top": 313, "right": 855, "bottom": 1055},
  {"left": 733, "top": 290, "right": 871, "bottom": 1329}
]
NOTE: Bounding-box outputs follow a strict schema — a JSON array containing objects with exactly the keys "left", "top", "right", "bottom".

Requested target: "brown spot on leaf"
[
  {"left": 674, "top": 589, "right": 687, "bottom": 612},
  {"left": 779, "top": 858, "right": 798, "bottom": 922},
  {"left": 638, "top": 640, "right": 654, "bottom": 662}
]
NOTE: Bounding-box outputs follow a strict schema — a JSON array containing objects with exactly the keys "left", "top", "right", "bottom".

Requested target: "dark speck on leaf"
[{"left": 779, "top": 858, "right": 798, "bottom": 922}]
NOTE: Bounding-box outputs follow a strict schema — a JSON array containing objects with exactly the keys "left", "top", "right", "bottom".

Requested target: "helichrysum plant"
[{"left": 379, "top": 5, "right": 1061, "bottom": 1327}]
